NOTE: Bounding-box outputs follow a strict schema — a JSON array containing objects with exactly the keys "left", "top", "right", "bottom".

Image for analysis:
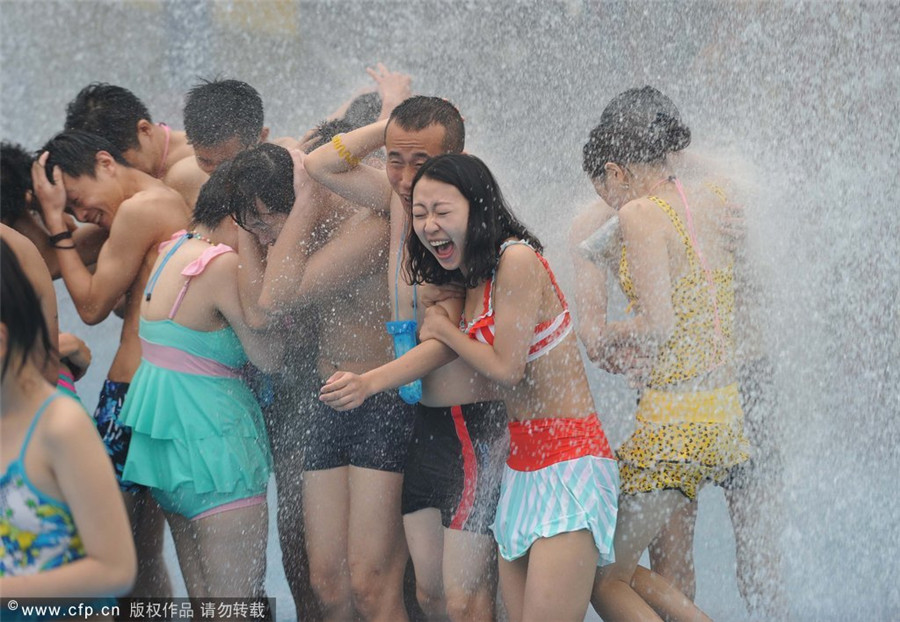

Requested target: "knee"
[
  {"left": 445, "top": 586, "right": 490, "bottom": 622},
  {"left": 309, "top": 561, "right": 350, "bottom": 610},
  {"left": 349, "top": 562, "right": 394, "bottom": 616},
  {"left": 415, "top": 583, "right": 446, "bottom": 617}
]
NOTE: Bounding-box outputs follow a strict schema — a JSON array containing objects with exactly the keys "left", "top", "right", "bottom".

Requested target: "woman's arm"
[
  {"left": 420, "top": 245, "right": 542, "bottom": 388},
  {"left": 319, "top": 339, "right": 458, "bottom": 411},
  {"left": 213, "top": 252, "right": 285, "bottom": 373},
  {"left": 600, "top": 199, "right": 676, "bottom": 351},
  {"left": 0, "top": 400, "right": 136, "bottom": 597},
  {"left": 319, "top": 294, "right": 464, "bottom": 410},
  {"left": 568, "top": 205, "right": 613, "bottom": 363},
  {"left": 235, "top": 227, "right": 272, "bottom": 330}
]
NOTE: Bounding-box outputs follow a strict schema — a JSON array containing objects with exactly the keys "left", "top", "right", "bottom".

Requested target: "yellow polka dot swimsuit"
[{"left": 616, "top": 183, "right": 750, "bottom": 499}]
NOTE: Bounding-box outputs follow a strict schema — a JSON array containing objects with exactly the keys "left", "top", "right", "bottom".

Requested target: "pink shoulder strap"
[{"left": 168, "top": 244, "right": 235, "bottom": 319}]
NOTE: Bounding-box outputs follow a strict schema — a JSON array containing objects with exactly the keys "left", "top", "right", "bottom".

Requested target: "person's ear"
[
  {"left": 259, "top": 127, "right": 270, "bottom": 144},
  {"left": 95, "top": 150, "right": 117, "bottom": 174},
  {"left": 136, "top": 119, "right": 154, "bottom": 140},
  {"left": 604, "top": 162, "right": 627, "bottom": 184}
]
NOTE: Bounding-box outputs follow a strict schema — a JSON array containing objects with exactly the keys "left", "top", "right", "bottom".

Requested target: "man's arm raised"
[
  {"left": 304, "top": 119, "right": 393, "bottom": 212},
  {"left": 32, "top": 155, "right": 166, "bottom": 325},
  {"left": 303, "top": 62, "right": 410, "bottom": 213}
]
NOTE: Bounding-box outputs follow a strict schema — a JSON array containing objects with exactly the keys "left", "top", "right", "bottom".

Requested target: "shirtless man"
[
  {"left": 64, "top": 83, "right": 197, "bottom": 206},
  {"left": 307, "top": 75, "right": 508, "bottom": 621},
  {"left": 32, "top": 130, "right": 190, "bottom": 598},
  {"left": 226, "top": 134, "right": 413, "bottom": 622},
  {"left": 163, "top": 78, "right": 302, "bottom": 209}
]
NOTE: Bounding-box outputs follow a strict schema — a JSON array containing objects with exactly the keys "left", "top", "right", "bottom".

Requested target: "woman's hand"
[
  {"left": 320, "top": 371, "right": 373, "bottom": 411},
  {"left": 59, "top": 332, "right": 92, "bottom": 380},
  {"left": 31, "top": 152, "right": 68, "bottom": 233},
  {"left": 419, "top": 304, "right": 453, "bottom": 343}
]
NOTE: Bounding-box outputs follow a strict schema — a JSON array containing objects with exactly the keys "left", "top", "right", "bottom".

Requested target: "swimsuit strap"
[
  {"left": 168, "top": 244, "right": 234, "bottom": 319},
  {"left": 144, "top": 231, "right": 190, "bottom": 301},
  {"left": 487, "top": 239, "right": 567, "bottom": 313},
  {"left": 671, "top": 178, "right": 726, "bottom": 353},
  {"left": 394, "top": 230, "right": 417, "bottom": 322},
  {"left": 646, "top": 195, "right": 699, "bottom": 270},
  {"left": 16, "top": 393, "right": 62, "bottom": 463}
]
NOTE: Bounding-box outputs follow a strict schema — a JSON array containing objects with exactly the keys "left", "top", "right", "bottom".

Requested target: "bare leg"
[
  {"left": 123, "top": 489, "right": 172, "bottom": 598},
  {"left": 520, "top": 531, "right": 597, "bottom": 622},
  {"left": 404, "top": 508, "right": 449, "bottom": 620},
  {"left": 348, "top": 467, "right": 409, "bottom": 622},
  {"left": 497, "top": 555, "right": 527, "bottom": 622},
  {"left": 304, "top": 467, "right": 354, "bottom": 622},
  {"left": 165, "top": 503, "right": 268, "bottom": 598},
  {"left": 442, "top": 528, "right": 497, "bottom": 622},
  {"left": 648, "top": 499, "right": 698, "bottom": 599},
  {"left": 272, "top": 444, "right": 321, "bottom": 621},
  {"left": 725, "top": 481, "right": 788, "bottom": 619},
  {"left": 592, "top": 491, "right": 711, "bottom": 622},
  {"left": 165, "top": 512, "right": 205, "bottom": 597},
  {"left": 193, "top": 503, "right": 268, "bottom": 597}
]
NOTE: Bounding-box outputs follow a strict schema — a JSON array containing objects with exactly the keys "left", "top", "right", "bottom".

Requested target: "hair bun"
[{"left": 648, "top": 112, "right": 691, "bottom": 154}]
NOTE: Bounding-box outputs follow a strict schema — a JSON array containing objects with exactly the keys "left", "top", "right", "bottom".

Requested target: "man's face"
[
  {"left": 193, "top": 136, "right": 249, "bottom": 175},
  {"left": 241, "top": 197, "right": 289, "bottom": 247},
  {"left": 384, "top": 122, "right": 447, "bottom": 210},
  {"left": 62, "top": 167, "right": 121, "bottom": 230}
]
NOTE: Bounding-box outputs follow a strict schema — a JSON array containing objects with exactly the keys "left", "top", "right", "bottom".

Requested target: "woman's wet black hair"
[
  {"left": 405, "top": 153, "right": 541, "bottom": 288},
  {"left": 192, "top": 161, "right": 233, "bottom": 229},
  {"left": 224, "top": 143, "right": 294, "bottom": 229},
  {"left": 1, "top": 142, "right": 34, "bottom": 225},
  {"left": 1, "top": 239, "right": 54, "bottom": 380},
  {"left": 582, "top": 86, "right": 691, "bottom": 180}
]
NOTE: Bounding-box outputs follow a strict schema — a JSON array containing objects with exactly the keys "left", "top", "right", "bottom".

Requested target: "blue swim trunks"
[{"left": 92, "top": 379, "right": 140, "bottom": 494}]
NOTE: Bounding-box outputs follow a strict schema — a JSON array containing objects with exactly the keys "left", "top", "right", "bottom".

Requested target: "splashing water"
[{"left": 3, "top": 2, "right": 897, "bottom": 620}]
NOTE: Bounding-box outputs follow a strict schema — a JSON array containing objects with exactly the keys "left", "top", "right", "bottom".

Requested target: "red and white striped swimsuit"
[{"left": 461, "top": 240, "right": 572, "bottom": 361}]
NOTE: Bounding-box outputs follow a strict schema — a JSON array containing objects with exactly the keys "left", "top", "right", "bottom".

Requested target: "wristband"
[
  {"left": 332, "top": 135, "right": 361, "bottom": 167},
  {"left": 48, "top": 230, "right": 73, "bottom": 245}
]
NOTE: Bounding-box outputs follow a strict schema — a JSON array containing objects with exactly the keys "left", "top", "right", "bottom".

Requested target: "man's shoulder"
[
  {"left": 164, "top": 156, "right": 207, "bottom": 207},
  {"left": 271, "top": 135, "right": 301, "bottom": 151},
  {"left": 113, "top": 183, "right": 188, "bottom": 247},
  {"left": 122, "top": 181, "right": 187, "bottom": 215}
]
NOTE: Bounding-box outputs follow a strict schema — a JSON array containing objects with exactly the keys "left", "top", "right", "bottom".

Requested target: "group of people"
[{"left": 1, "top": 65, "right": 785, "bottom": 622}]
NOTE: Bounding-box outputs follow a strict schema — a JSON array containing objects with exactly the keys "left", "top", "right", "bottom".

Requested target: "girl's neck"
[
  {"left": 1, "top": 364, "right": 54, "bottom": 417},
  {"left": 194, "top": 220, "right": 238, "bottom": 249},
  {"left": 629, "top": 162, "right": 676, "bottom": 198}
]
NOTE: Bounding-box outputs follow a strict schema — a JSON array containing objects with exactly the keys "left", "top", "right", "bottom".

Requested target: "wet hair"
[
  {"left": 192, "top": 162, "right": 233, "bottom": 229},
  {"left": 303, "top": 119, "right": 357, "bottom": 153},
  {"left": 406, "top": 154, "right": 540, "bottom": 288},
  {"left": 184, "top": 78, "right": 264, "bottom": 148},
  {"left": 64, "top": 83, "right": 152, "bottom": 153},
  {"left": 387, "top": 96, "right": 465, "bottom": 154},
  {"left": 1, "top": 142, "right": 34, "bottom": 224},
  {"left": 1, "top": 239, "right": 53, "bottom": 380},
  {"left": 342, "top": 92, "right": 382, "bottom": 129},
  {"left": 40, "top": 130, "right": 131, "bottom": 181},
  {"left": 582, "top": 86, "right": 691, "bottom": 180},
  {"left": 225, "top": 143, "right": 294, "bottom": 228}
]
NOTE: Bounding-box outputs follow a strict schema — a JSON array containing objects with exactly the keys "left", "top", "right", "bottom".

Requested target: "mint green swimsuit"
[{"left": 120, "top": 233, "right": 271, "bottom": 519}]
